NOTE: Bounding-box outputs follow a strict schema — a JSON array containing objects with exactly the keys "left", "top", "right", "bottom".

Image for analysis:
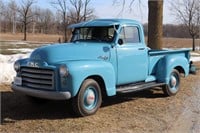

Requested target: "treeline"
[
  {"left": 143, "top": 24, "right": 191, "bottom": 38},
  {"left": 0, "top": 7, "right": 61, "bottom": 34},
  {"left": 0, "top": 0, "right": 95, "bottom": 40},
  {"left": 0, "top": 0, "right": 192, "bottom": 39}
]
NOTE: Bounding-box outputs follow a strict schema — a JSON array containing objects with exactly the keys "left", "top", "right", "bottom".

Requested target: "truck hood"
[{"left": 29, "top": 43, "right": 111, "bottom": 64}]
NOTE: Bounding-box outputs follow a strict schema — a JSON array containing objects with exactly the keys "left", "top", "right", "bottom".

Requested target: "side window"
[{"left": 119, "top": 26, "right": 140, "bottom": 44}]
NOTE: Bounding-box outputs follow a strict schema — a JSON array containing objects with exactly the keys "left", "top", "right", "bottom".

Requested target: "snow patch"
[
  {"left": 7, "top": 48, "right": 33, "bottom": 53},
  {"left": 0, "top": 54, "right": 30, "bottom": 84},
  {"left": 190, "top": 57, "right": 200, "bottom": 62},
  {"left": 191, "top": 52, "right": 200, "bottom": 56},
  {"left": 9, "top": 41, "right": 29, "bottom": 45}
]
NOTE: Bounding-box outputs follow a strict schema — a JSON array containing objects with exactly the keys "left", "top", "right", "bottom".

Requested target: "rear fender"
[{"left": 156, "top": 55, "right": 189, "bottom": 83}]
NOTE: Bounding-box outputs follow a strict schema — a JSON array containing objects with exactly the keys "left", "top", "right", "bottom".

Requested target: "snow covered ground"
[
  {"left": 0, "top": 53, "right": 30, "bottom": 84},
  {"left": 7, "top": 48, "right": 33, "bottom": 53},
  {"left": 0, "top": 51, "right": 200, "bottom": 84}
]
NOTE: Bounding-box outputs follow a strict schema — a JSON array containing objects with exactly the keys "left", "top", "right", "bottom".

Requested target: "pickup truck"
[{"left": 12, "top": 19, "right": 195, "bottom": 116}]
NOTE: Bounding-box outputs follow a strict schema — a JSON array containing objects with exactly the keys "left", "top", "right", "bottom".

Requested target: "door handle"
[{"left": 138, "top": 48, "right": 145, "bottom": 50}]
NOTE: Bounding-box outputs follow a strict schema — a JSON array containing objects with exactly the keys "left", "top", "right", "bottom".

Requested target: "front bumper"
[{"left": 11, "top": 83, "right": 71, "bottom": 100}]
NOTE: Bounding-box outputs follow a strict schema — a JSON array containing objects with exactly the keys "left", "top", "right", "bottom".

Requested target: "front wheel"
[
  {"left": 162, "top": 69, "right": 180, "bottom": 96},
  {"left": 72, "top": 79, "right": 102, "bottom": 117}
]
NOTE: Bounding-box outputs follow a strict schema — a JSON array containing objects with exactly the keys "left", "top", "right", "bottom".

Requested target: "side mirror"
[{"left": 118, "top": 39, "right": 124, "bottom": 45}]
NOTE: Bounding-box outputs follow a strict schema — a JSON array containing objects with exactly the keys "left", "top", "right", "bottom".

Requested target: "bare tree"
[
  {"left": 42, "top": 9, "right": 54, "bottom": 34},
  {"left": 0, "top": 0, "right": 3, "bottom": 15},
  {"left": 17, "top": 0, "right": 36, "bottom": 40},
  {"left": 68, "top": 0, "right": 94, "bottom": 23},
  {"left": 113, "top": 0, "right": 164, "bottom": 50},
  {"left": 51, "top": 0, "right": 68, "bottom": 42},
  {"left": 8, "top": 0, "right": 18, "bottom": 34},
  {"left": 0, "top": 0, "right": 16, "bottom": 33},
  {"left": 54, "top": 11, "right": 63, "bottom": 34},
  {"left": 35, "top": 7, "right": 54, "bottom": 34},
  {"left": 83, "top": 0, "right": 93, "bottom": 21},
  {"left": 0, "top": 0, "right": 4, "bottom": 32},
  {"left": 30, "top": 6, "right": 40, "bottom": 34},
  {"left": 171, "top": 0, "right": 200, "bottom": 51}
]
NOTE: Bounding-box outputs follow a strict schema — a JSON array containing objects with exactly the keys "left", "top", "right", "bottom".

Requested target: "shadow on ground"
[{"left": 1, "top": 88, "right": 166, "bottom": 124}]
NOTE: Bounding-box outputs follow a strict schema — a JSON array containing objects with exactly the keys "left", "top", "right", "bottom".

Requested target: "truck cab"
[
  {"left": 70, "top": 19, "right": 149, "bottom": 84},
  {"left": 12, "top": 19, "right": 193, "bottom": 116}
]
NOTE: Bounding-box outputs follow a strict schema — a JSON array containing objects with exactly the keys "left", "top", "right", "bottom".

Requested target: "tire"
[
  {"left": 162, "top": 69, "right": 180, "bottom": 96},
  {"left": 72, "top": 79, "right": 102, "bottom": 117}
]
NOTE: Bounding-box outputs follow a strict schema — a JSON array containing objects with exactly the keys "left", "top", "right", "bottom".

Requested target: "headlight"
[
  {"left": 59, "top": 65, "right": 69, "bottom": 77},
  {"left": 14, "top": 61, "right": 20, "bottom": 72}
]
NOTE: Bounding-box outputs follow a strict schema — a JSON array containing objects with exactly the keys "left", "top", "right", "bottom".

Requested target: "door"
[{"left": 116, "top": 26, "right": 148, "bottom": 85}]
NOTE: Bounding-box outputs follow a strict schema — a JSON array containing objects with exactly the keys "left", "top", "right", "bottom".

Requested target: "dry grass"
[
  {"left": 1, "top": 33, "right": 200, "bottom": 132},
  {"left": 0, "top": 33, "right": 62, "bottom": 43},
  {"left": 143, "top": 37, "right": 200, "bottom": 49},
  {"left": 1, "top": 63, "right": 200, "bottom": 132},
  {"left": 1, "top": 33, "right": 200, "bottom": 48}
]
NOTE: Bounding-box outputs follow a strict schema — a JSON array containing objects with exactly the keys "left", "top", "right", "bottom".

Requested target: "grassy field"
[
  {"left": 1, "top": 33, "right": 200, "bottom": 132},
  {"left": 0, "top": 41, "right": 48, "bottom": 55},
  {"left": 1, "top": 62, "right": 200, "bottom": 132},
  {"left": 0, "top": 33, "right": 63, "bottom": 55},
  {"left": 0, "top": 33, "right": 200, "bottom": 55},
  {"left": 1, "top": 33, "right": 200, "bottom": 47},
  {"left": 0, "top": 33, "right": 62, "bottom": 43}
]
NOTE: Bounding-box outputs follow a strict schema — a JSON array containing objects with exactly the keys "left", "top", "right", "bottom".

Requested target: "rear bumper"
[
  {"left": 11, "top": 83, "right": 71, "bottom": 100},
  {"left": 189, "top": 61, "right": 196, "bottom": 74}
]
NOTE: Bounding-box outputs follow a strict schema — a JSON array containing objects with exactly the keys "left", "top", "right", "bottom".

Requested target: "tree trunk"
[
  {"left": 24, "top": 23, "right": 27, "bottom": 41},
  {"left": 192, "top": 36, "right": 195, "bottom": 51},
  {"left": 12, "top": 16, "right": 16, "bottom": 34},
  {"left": 32, "top": 22, "right": 35, "bottom": 34},
  {"left": 148, "top": 0, "right": 163, "bottom": 49},
  {"left": 63, "top": 12, "right": 67, "bottom": 42}
]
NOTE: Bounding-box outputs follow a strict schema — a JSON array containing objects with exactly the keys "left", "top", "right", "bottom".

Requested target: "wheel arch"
[
  {"left": 174, "top": 66, "right": 186, "bottom": 76},
  {"left": 86, "top": 75, "right": 107, "bottom": 98}
]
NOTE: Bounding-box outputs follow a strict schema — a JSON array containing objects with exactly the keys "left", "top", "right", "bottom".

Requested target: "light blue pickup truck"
[{"left": 12, "top": 19, "right": 195, "bottom": 116}]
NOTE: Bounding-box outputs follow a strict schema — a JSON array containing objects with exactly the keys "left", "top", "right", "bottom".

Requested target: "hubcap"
[
  {"left": 169, "top": 73, "right": 179, "bottom": 93},
  {"left": 170, "top": 76, "right": 177, "bottom": 87},
  {"left": 83, "top": 86, "right": 98, "bottom": 110},
  {"left": 86, "top": 89, "right": 95, "bottom": 105}
]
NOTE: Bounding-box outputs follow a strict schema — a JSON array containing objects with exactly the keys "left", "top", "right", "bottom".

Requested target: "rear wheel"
[
  {"left": 72, "top": 79, "right": 102, "bottom": 117},
  {"left": 162, "top": 69, "right": 180, "bottom": 96}
]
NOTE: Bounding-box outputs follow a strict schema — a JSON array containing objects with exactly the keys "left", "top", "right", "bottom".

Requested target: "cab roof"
[{"left": 68, "top": 19, "right": 140, "bottom": 28}]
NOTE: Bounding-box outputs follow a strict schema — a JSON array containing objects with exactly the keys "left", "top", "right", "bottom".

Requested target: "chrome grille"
[{"left": 21, "top": 67, "right": 54, "bottom": 90}]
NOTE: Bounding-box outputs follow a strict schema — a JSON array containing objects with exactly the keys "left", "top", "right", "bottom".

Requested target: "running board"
[{"left": 117, "top": 82, "right": 166, "bottom": 94}]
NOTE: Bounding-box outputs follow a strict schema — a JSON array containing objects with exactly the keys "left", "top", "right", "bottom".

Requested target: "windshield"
[{"left": 71, "top": 26, "right": 116, "bottom": 43}]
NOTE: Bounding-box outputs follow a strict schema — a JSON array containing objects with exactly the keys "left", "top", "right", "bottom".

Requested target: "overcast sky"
[{"left": 6, "top": 0, "right": 175, "bottom": 24}]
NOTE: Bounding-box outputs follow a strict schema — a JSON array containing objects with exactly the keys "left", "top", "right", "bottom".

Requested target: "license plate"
[{"left": 14, "top": 77, "right": 22, "bottom": 85}]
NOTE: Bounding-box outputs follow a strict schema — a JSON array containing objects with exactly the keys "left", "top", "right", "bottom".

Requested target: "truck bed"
[
  {"left": 148, "top": 48, "right": 190, "bottom": 56},
  {"left": 148, "top": 48, "right": 190, "bottom": 76}
]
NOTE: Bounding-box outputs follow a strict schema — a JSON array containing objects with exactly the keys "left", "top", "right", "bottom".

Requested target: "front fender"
[
  {"left": 64, "top": 60, "right": 116, "bottom": 97},
  {"left": 156, "top": 55, "right": 189, "bottom": 83}
]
